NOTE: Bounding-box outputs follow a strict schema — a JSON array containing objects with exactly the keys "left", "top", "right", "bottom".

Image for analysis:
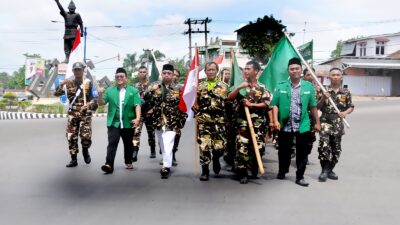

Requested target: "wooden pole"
[
  {"left": 244, "top": 107, "right": 264, "bottom": 174},
  {"left": 284, "top": 32, "right": 350, "bottom": 128},
  {"left": 194, "top": 43, "right": 199, "bottom": 175},
  {"left": 82, "top": 67, "right": 87, "bottom": 105}
]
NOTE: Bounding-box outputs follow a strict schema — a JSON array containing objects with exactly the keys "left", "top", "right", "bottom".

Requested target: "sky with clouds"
[{"left": 1, "top": 0, "right": 399, "bottom": 77}]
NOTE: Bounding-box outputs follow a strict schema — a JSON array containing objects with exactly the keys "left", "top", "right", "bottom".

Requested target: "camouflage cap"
[{"left": 72, "top": 62, "right": 85, "bottom": 70}]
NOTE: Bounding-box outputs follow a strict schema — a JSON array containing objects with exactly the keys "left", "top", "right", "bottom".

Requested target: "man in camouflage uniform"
[
  {"left": 144, "top": 64, "right": 187, "bottom": 179},
  {"left": 132, "top": 66, "right": 156, "bottom": 159},
  {"left": 54, "top": 62, "right": 97, "bottom": 167},
  {"left": 228, "top": 61, "right": 271, "bottom": 184},
  {"left": 221, "top": 68, "right": 236, "bottom": 168},
  {"left": 193, "top": 62, "right": 228, "bottom": 181},
  {"left": 170, "top": 69, "right": 185, "bottom": 166},
  {"left": 317, "top": 67, "right": 354, "bottom": 182}
]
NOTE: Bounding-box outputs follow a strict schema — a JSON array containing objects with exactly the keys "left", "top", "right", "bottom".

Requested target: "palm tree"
[{"left": 123, "top": 53, "right": 139, "bottom": 77}]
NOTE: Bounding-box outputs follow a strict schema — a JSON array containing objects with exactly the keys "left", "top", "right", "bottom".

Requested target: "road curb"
[{"left": 0, "top": 111, "right": 106, "bottom": 120}]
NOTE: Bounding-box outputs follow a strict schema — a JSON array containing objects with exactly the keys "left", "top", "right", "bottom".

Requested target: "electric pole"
[{"left": 184, "top": 18, "right": 212, "bottom": 61}]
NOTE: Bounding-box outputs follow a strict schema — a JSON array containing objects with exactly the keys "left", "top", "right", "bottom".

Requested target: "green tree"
[
  {"left": 0, "top": 72, "right": 11, "bottom": 88},
  {"left": 169, "top": 57, "right": 190, "bottom": 84},
  {"left": 237, "top": 15, "right": 287, "bottom": 63},
  {"left": 123, "top": 53, "right": 139, "bottom": 77},
  {"left": 330, "top": 40, "right": 344, "bottom": 58},
  {"left": 6, "top": 65, "right": 25, "bottom": 89}
]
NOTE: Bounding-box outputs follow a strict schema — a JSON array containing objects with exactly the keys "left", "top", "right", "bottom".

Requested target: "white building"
[{"left": 320, "top": 32, "right": 400, "bottom": 96}]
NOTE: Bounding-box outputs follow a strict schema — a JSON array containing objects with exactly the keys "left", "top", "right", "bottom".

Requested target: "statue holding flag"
[{"left": 54, "top": 0, "right": 84, "bottom": 63}]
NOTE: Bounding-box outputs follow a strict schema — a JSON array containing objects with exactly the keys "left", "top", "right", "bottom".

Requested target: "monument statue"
[{"left": 55, "top": 0, "right": 84, "bottom": 63}]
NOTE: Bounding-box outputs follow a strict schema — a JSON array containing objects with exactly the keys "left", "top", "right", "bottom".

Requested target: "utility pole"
[{"left": 184, "top": 18, "right": 212, "bottom": 61}]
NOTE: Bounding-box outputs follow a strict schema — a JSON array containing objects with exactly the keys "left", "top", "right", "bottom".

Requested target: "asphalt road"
[{"left": 0, "top": 100, "right": 399, "bottom": 225}]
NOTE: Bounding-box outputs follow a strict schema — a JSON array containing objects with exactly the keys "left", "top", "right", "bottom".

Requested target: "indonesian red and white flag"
[
  {"left": 178, "top": 48, "right": 199, "bottom": 120},
  {"left": 66, "top": 28, "right": 83, "bottom": 79},
  {"left": 198, "top": 53, "right": 224, "bottom": 80}
]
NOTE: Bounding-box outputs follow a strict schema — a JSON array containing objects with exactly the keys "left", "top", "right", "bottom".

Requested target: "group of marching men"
[{"left": 55, "top": 57, "right": 354, "bottom": 186}]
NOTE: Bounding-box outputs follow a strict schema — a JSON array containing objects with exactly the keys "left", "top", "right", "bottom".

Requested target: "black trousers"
[
  {"left": 106, "top": 126, "right": 134, "bottom": 168},
  {"left": 278, "top": 131, "right": 312, "bottom": 180}
]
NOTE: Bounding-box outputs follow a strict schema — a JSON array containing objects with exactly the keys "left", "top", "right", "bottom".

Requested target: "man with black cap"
[
  {"left": 54, "top": 61, "right": 97, "bottom": 167},
  {"left": 98, "top": 68, "right": 141, "bottom": 174},
  {"left": 54, "top": 0, "right": 84, "bottom": 63},
  {"left": 271, "top": 57, "right": 320, "bottom": 187},
  {"left": 143, "top": 64, "right": 187, "bottom": 179}
]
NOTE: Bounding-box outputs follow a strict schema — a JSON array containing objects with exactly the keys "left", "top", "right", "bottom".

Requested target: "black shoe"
[
  {"left": 318, "top": 170, "right": 328, "bottom": 182},
  {"left": 199, "top": 173, "right": 209, "bottom": 181},
  {"left": 327, "top": 171, "right": 338, "bottom": 180},
  {"left": 200, "top": 165, "right": 209, "bottom": 181},
  {"left": 159, "top": 159, "right": 163, "bottom": 165},
  {"left": 212, "top": 157, "right": 221, "bottom": 175},
  {"left": 132, "top": 147, "right": 138, "bottom": 162},
  {"left": 240, "top": 176, "right": 248, "bottom": 184},
  {"left": 160, "top": 167, "right": 170, "bottom": 179},
  {"left": 150, "top": 146, "right": 156, "bottom": 158},
  {"left": 101, "top": 164, "right": 113, "bottom": 174},
  {"left": 276, "top": 172, "right": 286, "bottom": 180},
  {"left": 295, "top": 179, "right": 309, "bottom": 187},
  {"left": 82, "top": 148, "right": 91, "bottom": 164},
  {"left": 66, "top": 159, "right": 78, "bottom": 168},
  {"left": 172, "top": 159, "right": 178, "bottom": 167}
]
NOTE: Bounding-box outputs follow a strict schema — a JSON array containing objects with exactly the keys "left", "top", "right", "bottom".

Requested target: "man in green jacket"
[
  {"left": 271, "top": 58, "right": 320, "bottom": 187},
  {"left": 98, "top": 68, "right": 141, "bottom": 174}
]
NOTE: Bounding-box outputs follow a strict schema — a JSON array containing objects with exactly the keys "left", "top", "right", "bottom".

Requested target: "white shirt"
[{"left": 119, "top": 87, "right": 126, "bottom": 128}]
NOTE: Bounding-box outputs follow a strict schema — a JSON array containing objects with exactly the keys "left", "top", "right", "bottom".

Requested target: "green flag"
[
  {"left": 298, "top": 40, "right": 313, "bottom": 63},
  {"left": 229, "top": 55, "right": 246, "bottom": 96},
  {"left": 149, "top": 60, "right": 159, "bottom": 83},
  {"left": 258, "top": 36, "right": 299, "bottom": 92}
]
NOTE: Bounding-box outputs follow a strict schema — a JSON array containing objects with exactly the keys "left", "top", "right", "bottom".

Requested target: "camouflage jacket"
[
  {"left": 319, "top": 86, "right": 354, "bottom": 134},
  {"left": 143, "top": 81, "right": 187, "bottom": 131},
  {"left": 134, "top": 81, "right": 149, "bottom": 115},
  {"left": 235, "top": 82, "right": 271, "bottom": 127},
  {"left": 54, "top": 78, "right": 97, "bottom": 116},
  {"left": 196, "top": 80, "right": 228, "bottom": 124}
]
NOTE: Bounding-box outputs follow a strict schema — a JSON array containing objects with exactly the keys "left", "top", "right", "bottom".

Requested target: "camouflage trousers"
[
  {"left": 197, "top": 122, "right": 226, "bottom": 166},
  {"left": 318, "top": 122, "right": 343, "bottom": 164},
  {"left": 66, "top": 114, "right": 92, "bottom": 156},
  {"left": 224, "top": 121, "right": 236, "bottom": 165},
  {"left": 235, "top": 119, "right": 265, "bottom": 171},
  {"left": 132, "top": 117, "right": 156, "bottom": 149}
]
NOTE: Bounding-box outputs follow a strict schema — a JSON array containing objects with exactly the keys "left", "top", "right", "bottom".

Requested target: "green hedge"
[{"left": 31, "top": 104, "right": 65, "bottom": 114}]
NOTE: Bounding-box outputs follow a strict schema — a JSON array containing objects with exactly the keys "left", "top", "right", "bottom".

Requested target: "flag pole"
[
  {"left": 284, "top": 32, "right": 350, "bottom": 128},
  {"left": 194, "top": 43, "right": 199, "bottom": 175}
]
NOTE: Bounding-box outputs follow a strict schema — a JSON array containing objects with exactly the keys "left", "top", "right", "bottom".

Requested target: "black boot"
[
  {"left": 172, "top": 152, "right": 178, "bottom": 167},
  {"left": 239, "top": 169, "right": 248, "bottom": 184},
  {"left": 66, "top": 154, "right": 78, "bottom": 167},
  {"left": 82, "top": 148, "right": 91, "bottom": 164},
  {"left": 132, "top": 146, "right": 139, "bottom": 162},
  {"left": 212, "top": 155, "right": 221, "bottom": 175},
  {"left": 328, "top": 162, "right": 338, "bottom": 180},
  {"left": 199, "top": 165, "right": 210, "bottom": 181},
  {"left": 150, "top": 145, "right": 156, "bottom": 158},
  {"left": 318, "top": 161, "right": 329, "bottom": 182}
]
